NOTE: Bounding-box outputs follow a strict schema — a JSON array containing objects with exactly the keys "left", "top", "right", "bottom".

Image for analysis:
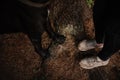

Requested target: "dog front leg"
[{"left": 28, "top": 32, "right": 50, "bottom": 59}]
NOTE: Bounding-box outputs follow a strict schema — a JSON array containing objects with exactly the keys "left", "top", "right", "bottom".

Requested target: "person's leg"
[
  {"left": 78, "top": 0, "right": 106, "bottom": 51},
  {"left": 98, "top": 32, "right": 120, "bottom": 61},
  {"left": 78, "top": 25, "right": 104, "bottom": 51},
  {"left": 79, "top": 32, "right": 120, "bottom": 69},
  {"left": 94, "top": 24, "right": 104, "bottom": 44},
  {"left": 93, "top": 0, "right": 107, "bottom": 44}
]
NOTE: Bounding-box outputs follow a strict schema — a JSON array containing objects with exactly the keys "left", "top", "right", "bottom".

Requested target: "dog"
[{"left": 0, "top": 0, "right": 65, "bottom": 59}]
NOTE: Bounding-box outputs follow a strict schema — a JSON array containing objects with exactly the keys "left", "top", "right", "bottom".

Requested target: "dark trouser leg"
[
  {"left": 94, "top": 24, "right": 105, "bottom": 44},
  {"left": 95, "top": 28, "right": 104, "bottom": 43},
  {"left": 98, "top": 32, "right": 120, "bottom": 61},
  {"left": 93, "top": 0, "right": 107, "bottom": 44},
  {"left": 28, "top": 32, "right": 50, "bottom": 59}
]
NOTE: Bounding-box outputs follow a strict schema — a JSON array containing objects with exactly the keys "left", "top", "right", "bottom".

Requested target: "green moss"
[{"left": 86, "top": 0, "right": 94, "bottom": 8}]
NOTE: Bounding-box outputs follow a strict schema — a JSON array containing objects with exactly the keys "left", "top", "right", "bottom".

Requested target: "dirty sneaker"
[
  {"left": 78, "top": 40, "right": 103, "bottom": 51},
  {"left": 79, "top": 56, "right": 110, "bottom": 69},
  {"left": 96, "top": 43, "right": 104, "bottom": 49}
]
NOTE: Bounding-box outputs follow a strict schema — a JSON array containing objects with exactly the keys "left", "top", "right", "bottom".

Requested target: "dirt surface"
[
  {"left": 0, "top": 0, "right": 120, "bottom": 80},
  {"left": 0, "top": 33, "right": 42, "bottom": 80},
  {"left": 0, "top": 33, "right": 120, "bottom": 80}
]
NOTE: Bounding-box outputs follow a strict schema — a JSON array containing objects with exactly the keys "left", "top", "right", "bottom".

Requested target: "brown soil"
[
  {"left": 0, "top": 33, "right": 120, "bottom": 80},
  {"left": 0, "top": 0, "right": 120, "bottom": 80}
]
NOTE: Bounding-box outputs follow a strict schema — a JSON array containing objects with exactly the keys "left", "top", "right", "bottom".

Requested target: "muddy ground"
[{"left": 0, "top": 33, "right": 120, "bottom": 80}]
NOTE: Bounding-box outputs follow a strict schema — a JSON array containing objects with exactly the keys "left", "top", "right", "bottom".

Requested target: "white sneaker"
[
  {"left": 96, "top": 43, "right": 104, "bottom": 49},
  {"left": 78, "top": 40, "right": 103, "bottom": 51},
  {"left": 79, "top": 57, "right": 110, "bottom": 69}
]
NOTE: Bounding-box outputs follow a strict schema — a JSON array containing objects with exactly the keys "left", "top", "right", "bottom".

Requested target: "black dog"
[{"left": 0, "top": 0, "right": 65, "bottom": 59}]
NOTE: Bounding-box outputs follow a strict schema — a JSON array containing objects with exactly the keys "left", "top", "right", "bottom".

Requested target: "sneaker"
[
  {"left": 79, "top": 57, "right": 110, "bottom": 69},
  {"left": 96, "top": 43, "right": 104, "bottom": 49},
  {"left": 78, "top": 40, "right": 103, "bottom": 51}
]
